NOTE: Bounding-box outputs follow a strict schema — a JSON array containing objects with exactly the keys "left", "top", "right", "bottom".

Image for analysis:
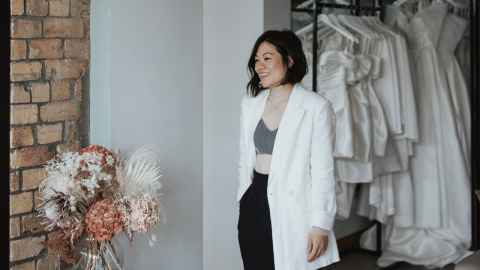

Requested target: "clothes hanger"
[
  {"left": 296, "top": 18, "right": 328, "bottom": 39},
  {"left": 296, "top": 14, "right": 359, "bottom": 43},
  {"left": 337, "top": 15, "right": 377, "bottom": 40},
  {"left": 443, "top": 0, "right": 468, "bottom": 9},
  {"left": 316, "top": 27, "right": 336, "bottom": 41},
  {"left": 432, "top": 0, "right": 468, "bottom": 9},
  {"left": 355, "top": 16, "right": 381, "bottom": 39},
  {"left": 337, "top": 15, "right": 377, "bottom": 57},
  {"left": 364, "top": 15, "right": 397, "bottom": 37},
  {"left": 302, "top": 26, "right": 335, "bottom": 47},
  {"left": 393, "top": 0, "right": 418, "bottom": 7},
  {"left": 350, "top": 16, "right": 382, "bottom": 55},
  {"left": 316, "top": 28, "right": 340, "bottom": 57},
  {"left": 328, "top": 14, "right": 364, "bottom": 41},
  {"left": 296, "top": 0, "right": 314, "bottom": 9},
  {"left": 299, "top": 24, "right": 335, "bottom": 53},
  {"left": 302, "top": 0, "right": 351, "bottom": 7},
  {"left": 296, "top": 20, "right": 332, "bottom": 42},
  {"left": 394, "top": 0, "right": 437, "bottom": 16}
]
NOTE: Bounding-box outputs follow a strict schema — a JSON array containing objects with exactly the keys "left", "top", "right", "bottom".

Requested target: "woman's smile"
[{"left": 254, "top": 42, "right": 289, "bottom": 88}]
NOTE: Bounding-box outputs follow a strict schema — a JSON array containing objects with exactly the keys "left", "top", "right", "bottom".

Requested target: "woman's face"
[{"left": 254, "top": 42, "right": 288, "bottom": 88}]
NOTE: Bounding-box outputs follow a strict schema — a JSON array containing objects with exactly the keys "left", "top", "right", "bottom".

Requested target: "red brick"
[
  {"left": 45, "top": 59, "right": 87, "bottom": 80},
  {"left": 51, "top": 80, "right": 71, "bottom": 101},
  {"left": 71, "top": 0, "right": 89, "bottom": 18},
  {"left": 33, "top": 190, "right": 42, "bottom": 209},
  {"left": 11, "top": 40, "right": 27, "bottom": 61},
  {"left": 83, "top": 17, "right": 90, "bottom": 39},
  {"left": 73, "top": 79, "right": 82, "bottom": 100},
  {"left": 10, "top": 172, "right": 20, "bottom": 192},
  {"left": 37, "top": 123, "right": 63, "bottom": 144},
  {"left": 10, "top": 83, "right": 30, "bottom": 104},
  {"left": 65, "top": 39, "right": 89, "bottom": 59},
  {"left": 21, "top": 214, "right": 44, "bottom": 234},
  {"left": 10, "top": 146, "right": 53, "bottom": 169},
  {"left": 11, "top": 0, "right": 24, "bottom": 16},
  {"left": 10, "top": 104, "right": 38, "bottom": 125},
  {"left": 64, "top": 120, "right": 77, "bottom": 143},
  {"left": 29, "top": 39, "right": 63, "bottom": 59},
  {"left": 30, "top": 82, "right": 50, "bottom": 103},
  {"left": 10, "top": 62, "right": 42, "bottom": 82},
  {"left": 43, "top": 18, "right": 84, "bottom": 38},
  {"left": 26, "top": 0, "right": 48, "bottom": 16},
  {"left": 10, "top": 217, "right": 20, "bottom": 239},
  {"left": 11, "top": 18, "right": 42, "bottom": 39},
  {"left": 36, "top": 254, "right": 58, "bottom": 270},
  {"left": 56, "top": 141, "right": 80, "bottom": 153},
  {"left": 10, "top": 236, "right": 44, "bottom": 262},
  {"left": 22, "top": 167, "right": 47, "bottom": 191},
  {"left": 10, "top": 126, "right": 34, "bottom": 148},
  {"left": 40, "top": 101, "right": 80, "bottom": 122},
  {"left": 49, "top": 0, "right": 70, "bottom": 16},
  {"left": 10, "top": 192, "right": 33, "bottom": 215},
  {"left": 10, "top": 260, "right": 35, "bottom": 270}
]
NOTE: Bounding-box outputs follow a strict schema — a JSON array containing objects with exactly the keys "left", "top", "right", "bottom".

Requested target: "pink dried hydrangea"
[
  {"left": 122, "top": 195, "right": 160, "bottom": 233},
  {"left": 85, "top": 199, "right": 123, "bottom": 241},
  {"left": 76, "top": 145, "right": 117, "bottom": 195}
]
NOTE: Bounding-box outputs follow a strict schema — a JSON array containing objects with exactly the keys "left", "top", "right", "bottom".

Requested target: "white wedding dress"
[
  {"left": 363, "top": 3, "right": 472, "bottom": 268},
  {"left": 437, "top": 13, "right": 471, "bottom": 176}
]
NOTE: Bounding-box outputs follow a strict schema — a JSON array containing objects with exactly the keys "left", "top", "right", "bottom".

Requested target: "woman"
[{"left": 237, "top": 30, "right": 340, "bottom": 270}]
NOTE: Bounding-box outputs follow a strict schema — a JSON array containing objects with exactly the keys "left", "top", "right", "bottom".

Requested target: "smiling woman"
[
  {"left": 254, "top": 42, "right": 292, "bottom": 89},
  {"left": 237, "top": 30, "right": 339, "bottom": 270},
  {"left": 246, "top": 31, "right": 307, "bottom": 98}
]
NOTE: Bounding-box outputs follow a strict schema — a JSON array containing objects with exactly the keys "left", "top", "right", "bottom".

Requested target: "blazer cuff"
[
  {"left": 311, "top": 212, "right": 335, "bottom": 231},
  {"left": 311, "top": 226, "right": 330, "bottom": 235}
]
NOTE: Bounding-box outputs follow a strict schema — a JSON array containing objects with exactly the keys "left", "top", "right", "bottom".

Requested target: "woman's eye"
[{"left": 265, "top": 58, "right": 271, "bottom": 61}]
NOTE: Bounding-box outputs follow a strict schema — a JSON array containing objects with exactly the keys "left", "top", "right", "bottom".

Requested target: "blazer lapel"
[
  {"left": 247, "top": 90, "right": 269, "bottom": 140},
  {"left": 243, "top": 84, "right": 307, "bottom": 180},
  {"left": 243, "top": 90, "right": 269, "bottom": 173},
  {"left": 269, "top": 84, "right": 306, "bottom": 179}
]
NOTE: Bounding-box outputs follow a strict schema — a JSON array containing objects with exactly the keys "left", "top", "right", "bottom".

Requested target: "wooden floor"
[{"left": 327, "top": 251, "right": 455, "bottom": 270}]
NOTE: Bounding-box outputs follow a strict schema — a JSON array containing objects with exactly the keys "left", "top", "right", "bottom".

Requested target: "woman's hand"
[{"left": 307, "top": 227, "right": 329, "bottom": 262}]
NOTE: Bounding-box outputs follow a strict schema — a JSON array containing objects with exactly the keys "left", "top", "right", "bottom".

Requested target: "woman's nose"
[{"left": 255, "top": 62, "right": 265, "bottom": 71}]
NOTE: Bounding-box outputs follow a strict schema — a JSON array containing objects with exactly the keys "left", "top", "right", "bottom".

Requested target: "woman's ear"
[{"left": 288, "top": 56, "right": 294, "bottom": 68}]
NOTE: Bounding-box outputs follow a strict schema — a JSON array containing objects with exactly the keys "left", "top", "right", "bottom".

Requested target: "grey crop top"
[{"left": 254, "top": 118, "right": 278, "bottom": 155}]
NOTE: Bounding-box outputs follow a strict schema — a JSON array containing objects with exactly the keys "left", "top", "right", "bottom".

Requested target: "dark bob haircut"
[{"left": 246, "top": 30, "right": 308, "bottom": 97}]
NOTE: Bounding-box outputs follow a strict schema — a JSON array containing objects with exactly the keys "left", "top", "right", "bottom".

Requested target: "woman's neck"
[{"left": 269, "top": 83, "right": 294, "bottom": 100}]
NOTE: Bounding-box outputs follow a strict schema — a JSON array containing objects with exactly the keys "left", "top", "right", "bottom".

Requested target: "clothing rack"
[
  {"left": 293, "top": 0, "right": 480, "bottom": 259},
  {"left": 292, "top": 0, "right": 384, "bottom": 93},
  {"left": 292, "top": 0, "right": 479, "bottom": 265},
  {"left": 291, "top": 0, "right": 385, "bottom": 255},
  {"left": 470, "top": 0, "right": 479, "bottom": 251}
]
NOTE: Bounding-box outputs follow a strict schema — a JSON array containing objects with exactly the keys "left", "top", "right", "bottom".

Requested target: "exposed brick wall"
[{"left": 9, "top": 0, "right": 90, "bottom": 268}]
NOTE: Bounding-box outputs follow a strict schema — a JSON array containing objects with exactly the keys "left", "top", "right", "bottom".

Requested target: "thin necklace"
[
  {"left": 268, "top": 97, "right": 288, "bottom": 111},
  {"left": 268, "top": 88, "right": 291, "bottom": 103}
]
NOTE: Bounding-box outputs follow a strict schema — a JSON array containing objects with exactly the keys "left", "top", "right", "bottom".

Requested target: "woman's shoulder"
[
  {"left": 240, "top": 93, "right": 253, "bottom": 109},
  {"left": 240, "top": 89, "right": 267, "bottom": 107},
  {"left": 296, "top": 84, "right": 332, "bottom": 112}
]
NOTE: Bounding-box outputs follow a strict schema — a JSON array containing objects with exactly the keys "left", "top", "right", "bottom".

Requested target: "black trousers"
[{"left": 238, "top": 169, "right": 275, "bottom": 270}]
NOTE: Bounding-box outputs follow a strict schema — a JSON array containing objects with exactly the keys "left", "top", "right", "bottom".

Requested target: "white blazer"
[{"left": 237, "top": 83, "right": 340, "bottom": 270}]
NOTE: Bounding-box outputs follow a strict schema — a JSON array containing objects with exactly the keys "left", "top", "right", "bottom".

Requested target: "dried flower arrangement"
[{"left": 37, "top": 145, "right": 164, "bottom": 270}]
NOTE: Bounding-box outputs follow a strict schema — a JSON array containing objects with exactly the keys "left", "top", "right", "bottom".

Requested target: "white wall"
[
  {"left": 91, "top": 0, "right": 367, "bottom": 268},
  {"left": 202, "top": 1, "right": 263, "bottom": 269},
  {"left": 90, "top": 0, "right": 111, "bottom": 148},
  {"left": 91, "top": 0, "right": 203, "bottom": 269}
]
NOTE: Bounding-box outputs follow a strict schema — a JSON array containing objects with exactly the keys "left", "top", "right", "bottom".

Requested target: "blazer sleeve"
[
  {"left": 309, "top": 100, "right": 337, "bottom": 231},
  {"left": 236, "top": 96, "right": 249, "bottom": 203}
]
